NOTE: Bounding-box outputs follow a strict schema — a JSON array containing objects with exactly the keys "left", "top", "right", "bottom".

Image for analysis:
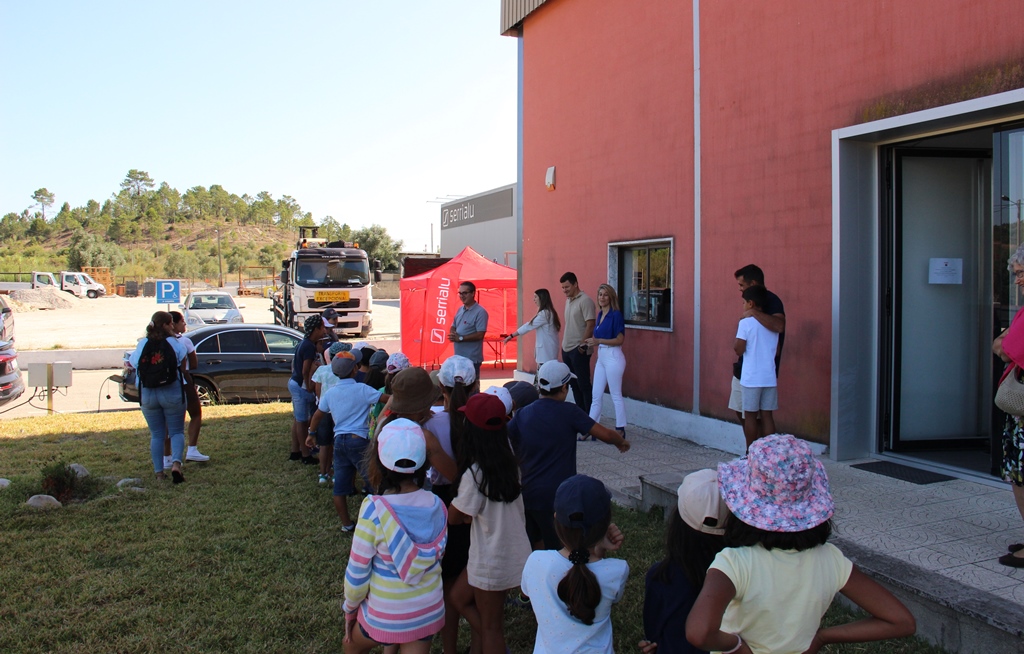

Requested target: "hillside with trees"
[{"left": 0, "top": 170, "right": 404, "bottom": 284}]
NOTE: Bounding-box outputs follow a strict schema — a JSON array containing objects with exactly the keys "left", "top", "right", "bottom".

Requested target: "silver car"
[{"left": 181, "top": 291, "right": 244, "bottom": 327}]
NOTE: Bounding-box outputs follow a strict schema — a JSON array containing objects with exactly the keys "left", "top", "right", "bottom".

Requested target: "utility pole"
[{"left": 216, "top": 228, "right": 224, "bottom": 288}]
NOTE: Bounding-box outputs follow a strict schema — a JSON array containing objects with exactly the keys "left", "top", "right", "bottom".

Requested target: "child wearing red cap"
[{"left": 448, "top": 393, "right": 532, "bottom": 654}]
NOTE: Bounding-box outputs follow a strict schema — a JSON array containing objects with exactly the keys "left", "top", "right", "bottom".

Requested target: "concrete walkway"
[{"left": 577, "top": 421, "right": 1024, "bottom": 654}]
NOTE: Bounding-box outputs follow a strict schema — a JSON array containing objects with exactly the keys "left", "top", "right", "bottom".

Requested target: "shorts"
[
  {"left": 432, "top": 484, "right": 471, "bottom": 579},
  {"left": 315, "top": 412, "right": 335, "bottom": 447},
  {"left": 287, "top": 378, "right": 317, "bottom": 422},
  {"left": 728, "top": 376, "right": 744, "bottom": 415},
  {"left": 359, "top": 622, "right": 434, "bottom": 645},
  {"left": 333, "top": 433, "right": 371, "bottom": 496},
  {"left": 741, "top": 385, "right": 778, "bottom": 413},
  {"left": 525, "top": 508, "right": 560, "bottom": 550},
  {"left": 184, "top": 382, "right": 201, "bottom": 418},
  {"left": 1003, "top": 414, "right": 1024, "bottom": 486}
]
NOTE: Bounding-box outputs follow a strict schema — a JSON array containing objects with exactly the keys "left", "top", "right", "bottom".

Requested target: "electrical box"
[
  {"left": 27, "top": 363, "right": 48, "bottom": 387},
  {"left": 53, "top": 361, "right": 73, "bottom": 387},
  {"left": 25, "top": 362, "right": 74, "bottom": 387}
]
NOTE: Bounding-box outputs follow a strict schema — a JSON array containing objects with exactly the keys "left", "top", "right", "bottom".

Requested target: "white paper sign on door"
[{"left": 928, "top": 258, "right": 962, "bottom": 285}]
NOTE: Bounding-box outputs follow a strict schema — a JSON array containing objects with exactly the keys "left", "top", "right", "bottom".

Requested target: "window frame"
[{"left": 608, "top": 237, "right": 674, "bottom": 332}]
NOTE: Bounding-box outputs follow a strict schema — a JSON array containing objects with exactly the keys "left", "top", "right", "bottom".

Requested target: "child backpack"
[{"left": 138, "top": 338, "right": 179, "bottom": 389}]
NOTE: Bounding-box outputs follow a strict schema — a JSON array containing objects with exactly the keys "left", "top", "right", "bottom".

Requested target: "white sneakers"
[
  {"left": 186, "top": 446, "right": 210, "bottom": 462},
  {"left": 163, "top": 456, "right": 173, "bottom": 469}
]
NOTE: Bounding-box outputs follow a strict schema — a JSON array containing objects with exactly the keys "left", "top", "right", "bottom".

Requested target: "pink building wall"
[{"left": 518, "top": 0, "right": 1024, "bottom": 441}]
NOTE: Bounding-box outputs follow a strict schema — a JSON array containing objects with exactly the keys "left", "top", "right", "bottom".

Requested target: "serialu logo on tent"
[{"left": 430, "top": 277, "right": 453, "bottom": 344}]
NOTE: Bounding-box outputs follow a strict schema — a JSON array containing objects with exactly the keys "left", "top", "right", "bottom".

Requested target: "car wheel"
[
  {"left": 86, "top": 290, "right": 98, "bottom": 299},
  {"left": 194, "top": 380, "right": 218, "bottom": 406}
]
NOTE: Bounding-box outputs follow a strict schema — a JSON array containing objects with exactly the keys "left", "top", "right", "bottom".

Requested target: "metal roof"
[{"left": 500, "top": 0, "right": 550, "bottom": 35}]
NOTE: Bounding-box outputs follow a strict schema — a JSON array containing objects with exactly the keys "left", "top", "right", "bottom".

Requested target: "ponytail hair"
[
  {"left": 146, "top": 311, "right": 174, "bottom": 340},
  {"left": 554, "top": 512, "right": 612, "bottom": 625},
  {"left": 443, "top": 378, "right": 477, "bottom": 461}
]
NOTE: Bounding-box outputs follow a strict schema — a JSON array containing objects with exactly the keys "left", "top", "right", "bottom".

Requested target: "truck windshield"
[
  {"left": 294, "top": 259, "right": 369, "bottom": 287},
  {"left": 81, "top": 274, "right": 97, "bottom": 285}
]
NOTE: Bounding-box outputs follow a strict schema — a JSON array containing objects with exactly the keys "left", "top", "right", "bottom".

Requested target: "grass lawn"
[{"left": 1, "top": 405, "right": 947, "bottom": 653}]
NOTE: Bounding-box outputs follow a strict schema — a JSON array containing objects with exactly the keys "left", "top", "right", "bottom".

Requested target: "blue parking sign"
[{"left": 156, "top": 280, "right": 181, "bottom": 304}]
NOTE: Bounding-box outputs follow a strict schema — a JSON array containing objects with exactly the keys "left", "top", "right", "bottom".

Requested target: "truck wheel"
[
  {"left": 360, "top": 326, "right": 371, "bottom": 338},
  {"left": 86, "top": 290, "right": 98, "bottom": 299}
]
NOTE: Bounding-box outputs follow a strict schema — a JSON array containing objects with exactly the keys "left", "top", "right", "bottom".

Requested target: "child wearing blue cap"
[{"left": 520, "top": 474, "right": 629, "bottom": 653}]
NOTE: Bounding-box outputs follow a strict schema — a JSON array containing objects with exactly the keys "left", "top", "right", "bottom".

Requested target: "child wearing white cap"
[{"left": 342, "top": 418, "right": 448, "bottom": 653}]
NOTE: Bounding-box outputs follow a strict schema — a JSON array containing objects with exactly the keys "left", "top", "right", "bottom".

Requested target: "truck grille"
[{"left": 307, "top": 299, "right": 360, "bottom": 309}]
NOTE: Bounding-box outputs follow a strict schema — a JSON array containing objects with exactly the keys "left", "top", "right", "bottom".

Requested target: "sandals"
[
  {"left": 171, "top": 465, "right": 186, "bottom": 484},
  {"left": 1009, "top": 543, "right": 1024, "bottom": 553}
]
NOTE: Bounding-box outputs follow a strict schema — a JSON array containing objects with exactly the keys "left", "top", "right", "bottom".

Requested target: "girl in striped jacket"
[{"left": 343, "top": 418, "right": 448, "bottom": 653}]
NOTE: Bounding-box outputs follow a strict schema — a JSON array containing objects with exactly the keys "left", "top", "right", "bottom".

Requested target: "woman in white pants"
[
  {"left": 505, "top": 288, "right": 561, "bottom": 366},
  {"left": 584, "top": 283, "right": 627, "bottom": 439}
]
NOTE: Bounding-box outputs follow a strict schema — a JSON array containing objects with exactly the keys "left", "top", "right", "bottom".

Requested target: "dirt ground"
[{"left": 9, "top": 295, "right": 401, "bottom": 351}]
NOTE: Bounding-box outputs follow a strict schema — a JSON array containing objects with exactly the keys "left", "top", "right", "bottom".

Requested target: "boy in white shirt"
[{"left": 734, "top": 285, "right": 779, "bottom": 450}]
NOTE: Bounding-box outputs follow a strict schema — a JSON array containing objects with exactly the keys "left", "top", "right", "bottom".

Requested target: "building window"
[{"left": 613, "top": 241, "right": 672, "bottom": 328}]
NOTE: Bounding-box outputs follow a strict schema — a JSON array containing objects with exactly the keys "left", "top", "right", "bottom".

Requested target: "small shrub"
[{"left": 38, "top": 460, "right": 104, "bottom": 503}]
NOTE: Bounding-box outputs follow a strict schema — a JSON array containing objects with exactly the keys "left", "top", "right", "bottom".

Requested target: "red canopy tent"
[{"left": 400, "top": 247, "right": 518, "bottom": 368}]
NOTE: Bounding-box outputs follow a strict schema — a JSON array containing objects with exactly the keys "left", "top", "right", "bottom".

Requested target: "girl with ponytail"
[{"left": 520, "top": 475, "right": 629, "bottom": 653}]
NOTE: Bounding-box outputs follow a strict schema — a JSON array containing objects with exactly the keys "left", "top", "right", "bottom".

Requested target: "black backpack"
[{"left": 137, "top": 337, "right": 180, "bottom": 389}]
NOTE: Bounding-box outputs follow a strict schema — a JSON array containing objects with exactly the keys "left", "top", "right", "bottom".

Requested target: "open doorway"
[{"left": 881, "top": 128, "right": 1003, "bottom": 475}]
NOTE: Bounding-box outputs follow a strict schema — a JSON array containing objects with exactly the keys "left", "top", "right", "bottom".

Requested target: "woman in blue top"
[
  {"left": 583, "top": 284, "right": 627, "bottom": 439},
  {"left": 130, "top": 311, "right": 189, "bottom": 483}
]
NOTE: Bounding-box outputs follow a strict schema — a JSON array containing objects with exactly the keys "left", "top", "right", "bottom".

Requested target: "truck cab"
[
  {"left": 272, "top": 227, "right": 381, "bottom": 337},
  {"left": 59, "top": 272, "right": 106, "bottom": 298}
]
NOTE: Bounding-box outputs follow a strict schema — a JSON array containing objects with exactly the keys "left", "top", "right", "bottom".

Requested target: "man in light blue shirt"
[{"left": 449, "top": 280, "right": 488, "bottom": 379}]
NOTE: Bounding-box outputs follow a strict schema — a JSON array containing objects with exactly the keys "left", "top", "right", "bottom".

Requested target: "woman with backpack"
[{"left": 130, "top": 311, "right": 190, "bottom": 483}]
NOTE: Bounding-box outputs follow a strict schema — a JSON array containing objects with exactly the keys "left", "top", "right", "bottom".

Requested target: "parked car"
[
  {"left": 0, "top": 295, "right": 14, "bottom": 343},
  {"left": 181, "top": 291, "right": 245, "bottom": 327},
  {"left": 120, "top": 324, "right": 304, "bottom": 405},
  {"left": 0, "top": 341, "right": 25, "bottom": 407}
]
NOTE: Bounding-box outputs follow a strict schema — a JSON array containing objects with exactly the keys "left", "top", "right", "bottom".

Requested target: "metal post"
[
  {"left": 216, "top": 228, "right": 224, "bottom": 289},
  {"left": 46, "top": 363, "right": 53, "bottom": 414}
]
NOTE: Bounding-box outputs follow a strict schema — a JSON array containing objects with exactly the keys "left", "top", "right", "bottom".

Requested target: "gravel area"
[{"left": 9, "top": 296, "right": 400, "bottom": 351}]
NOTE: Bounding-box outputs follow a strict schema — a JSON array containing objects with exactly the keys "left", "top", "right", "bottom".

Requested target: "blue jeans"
[
  {"left": 140, "top": 382, "right": 186, "bottom": 472},
  {"left": 288, "top": 378, "right": 317, "bottom": 422},
  {"left": 333, "top": 433, "right": 371, "bottom": 496}
]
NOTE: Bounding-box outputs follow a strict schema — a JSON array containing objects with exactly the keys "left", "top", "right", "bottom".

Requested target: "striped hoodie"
[{"left": 343, "top": 491, "right": 448, "bottom": 643}]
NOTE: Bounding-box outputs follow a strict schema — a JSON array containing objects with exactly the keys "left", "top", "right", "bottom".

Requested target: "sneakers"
[
  {"left": 318, "top": 474, "right": 330, "bottom": 484},
  {"left": 186, "top": 446, "right": 210, "bottom": 462},
  {"left": 341, "top": 522, "right": 356, "bottom": 533},
  {"left": 289, "top": 452, "right": 303, "bottom": 461},
  {"left": 302, "top": 455, "right": 319, "bottom": 465},
  {"left": 163, "top": 456, "right": 173, "bottom": 469}
]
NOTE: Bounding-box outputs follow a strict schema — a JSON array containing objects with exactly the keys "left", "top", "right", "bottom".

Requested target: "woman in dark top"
[
  {"left": 583, "top": 283, "right": 627, "bottom": 439},
  {"left": 288, "top": 315, "right": 324, "bottom": 463}
]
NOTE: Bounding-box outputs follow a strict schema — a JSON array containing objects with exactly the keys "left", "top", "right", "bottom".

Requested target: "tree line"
[{"left": 1, "top": 170, "right": 404, "bottom": 279}]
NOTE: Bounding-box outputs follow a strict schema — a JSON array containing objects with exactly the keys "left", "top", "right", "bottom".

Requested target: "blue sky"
[{"left": 0, "top": 1, "right": 517, "bottom": 252}]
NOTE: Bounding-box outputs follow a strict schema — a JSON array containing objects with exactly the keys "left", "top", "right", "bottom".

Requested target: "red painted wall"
[
  {"left": 520, "top": 0, "right": 1024, "bottom": 441},
  {"left": 521, "top": 0, "right": 696, "bottom": 409}
]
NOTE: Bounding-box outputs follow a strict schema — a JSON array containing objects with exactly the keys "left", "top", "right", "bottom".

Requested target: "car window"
[
  {"left": 195, "top": 336, "right": 219, "bottom": 353},
  {"left": 264, "top": 331, "right": 300, "bottom": 355},
  {"left": 218, "top": 330, "right": 266, "bottom": 354}
]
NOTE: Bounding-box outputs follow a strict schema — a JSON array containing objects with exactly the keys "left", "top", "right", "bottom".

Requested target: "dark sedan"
[
  {"left": 120, "top": 323, "right": 305, "bottom": 405},
  {"left": 0, "top": 340, "right": 25, "bottom": 406}
]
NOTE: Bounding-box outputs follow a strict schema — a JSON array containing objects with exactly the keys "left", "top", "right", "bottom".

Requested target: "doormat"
[{"left": 850, "top": 461, "right": 955, "bottom": 485}]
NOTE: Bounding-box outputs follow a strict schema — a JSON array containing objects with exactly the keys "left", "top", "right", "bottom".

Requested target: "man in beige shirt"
[{"left": 559, "top": 271, "right": 596, "bottom": 411}]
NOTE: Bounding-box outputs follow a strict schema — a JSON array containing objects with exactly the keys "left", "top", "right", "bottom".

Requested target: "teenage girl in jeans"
[{"left": 130, "top": 311, "right": 189, "bottom": 483}]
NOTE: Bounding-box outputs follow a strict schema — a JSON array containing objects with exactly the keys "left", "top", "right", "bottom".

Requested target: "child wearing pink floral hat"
[{"left": 686, "top": 434, "right": 916, "bottom": 654}]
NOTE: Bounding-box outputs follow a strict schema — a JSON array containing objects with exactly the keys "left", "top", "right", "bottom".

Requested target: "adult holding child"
[
  {"left": 130, "top": 311, "right": 189, "bottom": 483},
  {"left": 560, "top": 272, "right": 597, "bottom": 411},
  {"left": 505, "top": 288, "right": 561, "bottom": 367},
  {"left": 583, "top": 283, "right": 627, "bottom": 439}
]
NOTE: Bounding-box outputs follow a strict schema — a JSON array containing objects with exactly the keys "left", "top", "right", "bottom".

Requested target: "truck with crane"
[{"left": 271, "top": 226, "right": 381, "bottom": 338}]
